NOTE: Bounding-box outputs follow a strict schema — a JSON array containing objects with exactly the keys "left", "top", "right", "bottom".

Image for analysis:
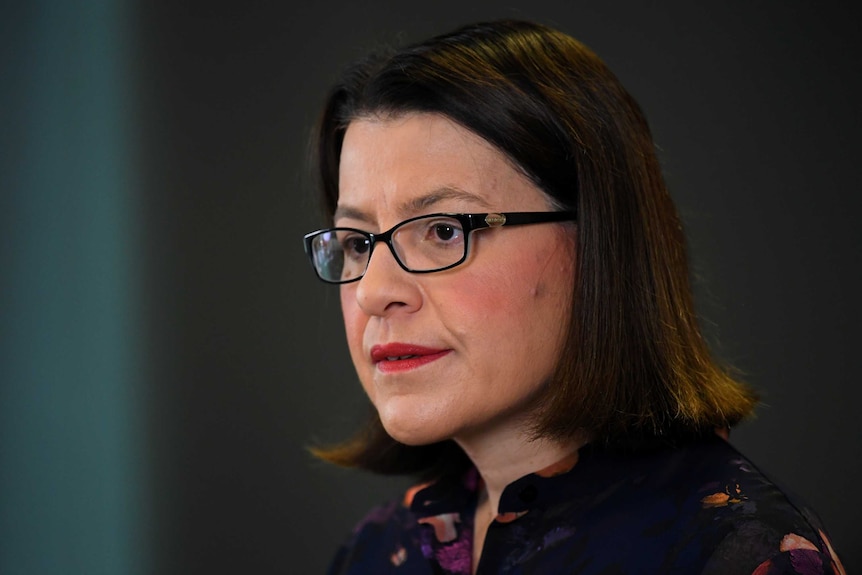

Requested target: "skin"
[{"left": 336, "top": 112, "right": 584, "bottom": 569}]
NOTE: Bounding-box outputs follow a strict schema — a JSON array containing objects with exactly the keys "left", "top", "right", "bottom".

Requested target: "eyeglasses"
[{"left": 303, "top": 211, "right": 576, "bottom": 284}]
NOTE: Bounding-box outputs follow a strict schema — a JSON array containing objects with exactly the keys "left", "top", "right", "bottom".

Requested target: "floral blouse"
[{"left": 327, "top": 436, "right": 846, "bottom": 574}]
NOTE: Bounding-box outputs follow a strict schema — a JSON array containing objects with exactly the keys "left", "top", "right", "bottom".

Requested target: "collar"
[
  {"left": 406, "top": 434, "right": 730, "bottom": 521},
  {"left": 407, "top": 447, "right": 584, "bottom": 520}
]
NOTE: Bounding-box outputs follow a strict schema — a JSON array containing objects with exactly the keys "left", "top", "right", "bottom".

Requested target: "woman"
[{"left": 302, "top": 19, "right": 845, "bottom": 574}]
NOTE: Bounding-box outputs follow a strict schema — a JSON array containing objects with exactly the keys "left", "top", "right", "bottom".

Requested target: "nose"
[{"left": 353, "top": 240, "right": 421, "bottom": 316}]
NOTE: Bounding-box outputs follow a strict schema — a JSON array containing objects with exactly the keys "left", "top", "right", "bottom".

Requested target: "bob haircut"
[{"left": 310, "top": 19, "right": 758, "bottom": 478}]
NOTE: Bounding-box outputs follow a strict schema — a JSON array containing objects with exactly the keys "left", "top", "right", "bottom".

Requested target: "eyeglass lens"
[{"left": 310, "top": 215, "right": 467, "bottom": 282}]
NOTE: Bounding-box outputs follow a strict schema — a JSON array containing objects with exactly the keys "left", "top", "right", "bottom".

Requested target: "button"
[{"left": 518, "top": 484, "right": 538, "bottom": 503}]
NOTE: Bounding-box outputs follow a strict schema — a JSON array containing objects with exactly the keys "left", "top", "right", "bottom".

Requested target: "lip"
[{"left": 370, "top": 343, "right": 452, "bottom": 373}]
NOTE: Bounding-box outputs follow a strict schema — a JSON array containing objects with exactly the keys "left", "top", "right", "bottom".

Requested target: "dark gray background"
[
  {"left": 139, "top": 0, "right": 862, "bottom": 572},
  {"left": 141, "top": 0, "right": 862, "bottom": 573},
  {"left": 141, "top": 1, "right": 862, "bottom": 573}
]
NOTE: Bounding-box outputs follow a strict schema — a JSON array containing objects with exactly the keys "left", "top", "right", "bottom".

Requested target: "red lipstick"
[{"left": 370, "top": 343, "right": 451, "bottom": 373}]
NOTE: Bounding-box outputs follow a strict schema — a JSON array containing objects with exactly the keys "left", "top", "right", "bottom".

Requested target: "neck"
[
  {"left": 456, "top": 427, "right": 588, "bottom": 517},
  {"left": 460, "top": 426, "right": 588, "bottom": 575}
]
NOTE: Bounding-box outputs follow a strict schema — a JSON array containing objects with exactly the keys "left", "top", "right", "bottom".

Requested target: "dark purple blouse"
[{"left": 327, "top": 436, "right": 846, "bottom": 574}]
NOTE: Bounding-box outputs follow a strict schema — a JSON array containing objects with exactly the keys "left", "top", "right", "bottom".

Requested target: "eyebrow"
[{"left": 334, "top": 186, "right": 493, "bottom": 225}]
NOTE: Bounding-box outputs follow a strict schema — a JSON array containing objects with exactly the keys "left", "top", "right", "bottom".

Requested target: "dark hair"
[{"left": 310, "top": 19, "right": 758, "bottom": 478}]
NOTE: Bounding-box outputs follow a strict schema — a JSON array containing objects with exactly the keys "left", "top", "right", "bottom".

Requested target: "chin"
[
  {"left": 377, "top": 405, "right": 451, "bottom": 447},
  {"left": 381, "top": 420, "right": 447, "bottom": 447}
]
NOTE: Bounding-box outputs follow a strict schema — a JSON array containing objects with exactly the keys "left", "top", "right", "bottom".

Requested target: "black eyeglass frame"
[{"left": 303, "top": 211, "right": 577, "bottom": 285}]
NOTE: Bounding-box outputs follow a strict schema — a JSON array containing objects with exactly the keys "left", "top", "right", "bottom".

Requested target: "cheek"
[
  {"left": 444, "top": 240, "right": 574, "bottom": 342},
  {"left": 340, "top": 288, "right": 365, "bottom": 358},
  {"left": 436, "top": 269, "right": 532, "bottom": 338},
  {"left": 340, "top": 287, "right": 378, "bottom": 403}
]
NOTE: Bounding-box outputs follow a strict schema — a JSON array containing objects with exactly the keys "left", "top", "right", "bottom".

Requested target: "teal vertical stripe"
[{"left": 0, "top": 1, "right": 145, "bottom": 574}]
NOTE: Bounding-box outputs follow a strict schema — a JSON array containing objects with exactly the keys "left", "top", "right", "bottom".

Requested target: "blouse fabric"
[{"left": 327, "top": 436, "right": 845, "bottom": 574}]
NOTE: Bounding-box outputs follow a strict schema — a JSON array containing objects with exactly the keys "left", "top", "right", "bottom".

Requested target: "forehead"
[{"left": 336, "top": 113, "right": 548, "bottom": 223}]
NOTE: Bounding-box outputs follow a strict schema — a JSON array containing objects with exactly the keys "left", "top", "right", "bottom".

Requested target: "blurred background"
[{"left": 2, "top": 1, "right": 859, "bottom": 573}]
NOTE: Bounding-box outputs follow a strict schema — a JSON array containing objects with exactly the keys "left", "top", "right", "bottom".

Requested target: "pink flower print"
[
  {"left": 779, "top": 533, "right": 819, "bottom": 552},
  {"left": 390, "top": 546, "right": 407, "bottom": 566},
  {"left": 418, "top": 512, "right": 461, "bottom": 543},
  {"left": 819, "top": 529, "right": 847, "bottom": 575}
]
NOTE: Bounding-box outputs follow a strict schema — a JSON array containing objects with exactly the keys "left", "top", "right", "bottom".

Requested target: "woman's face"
[{"left": 337, "top": 112, "right": 576, "bottom": 448}]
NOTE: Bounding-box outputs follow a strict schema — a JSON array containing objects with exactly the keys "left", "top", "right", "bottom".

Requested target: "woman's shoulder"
[
  {"left": 644, "top": 436, "right": 847, "bottom": 574},
  {"left": 532, "top": 435, "right": 847, "bottom": 573}
]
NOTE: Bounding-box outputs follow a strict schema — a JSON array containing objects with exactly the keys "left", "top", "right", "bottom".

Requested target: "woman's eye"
[
  {"left": 425, "top": 220, "right": 463, "bottom": 244},
  {"left": 434, "top": 224, "right": 457, "bottom": 241},
  {"left": 342, "top": 235, "right": 371, "bottom": 256}
]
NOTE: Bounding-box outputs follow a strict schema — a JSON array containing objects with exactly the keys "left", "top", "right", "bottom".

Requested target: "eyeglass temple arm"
[{"left": 476, "top": 211, "right": 577, "bottom": 229}]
